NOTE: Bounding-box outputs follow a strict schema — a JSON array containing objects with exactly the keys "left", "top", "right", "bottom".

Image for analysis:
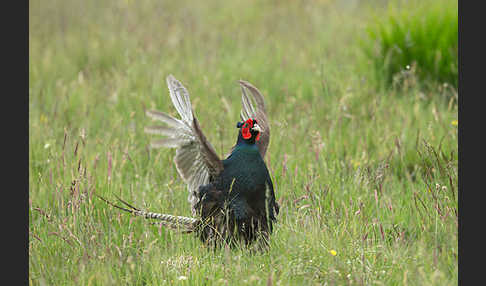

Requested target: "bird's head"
[{"left": 236, "top": 118, "right": 261, "bottom": 144}]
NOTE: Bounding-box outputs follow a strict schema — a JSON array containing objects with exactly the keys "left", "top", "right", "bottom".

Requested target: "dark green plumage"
[{"left": 195, "top": 123, "right": 279, "bottom": 247}]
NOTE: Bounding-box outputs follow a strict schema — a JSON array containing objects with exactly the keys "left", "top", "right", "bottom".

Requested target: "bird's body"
[
  {"left": 101, "top": 75, "right": 278, "bottom": 249},
  {"left": 195, "top": 135, "right": 278, "bottom": 247},
  {"left": 222, "top": 139, "right": 277, "bottom": 222}
]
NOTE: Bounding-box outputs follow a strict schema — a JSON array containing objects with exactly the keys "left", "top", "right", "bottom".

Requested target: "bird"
[{"left": 100, "top": 75, "right": 279, "bottom": 249}]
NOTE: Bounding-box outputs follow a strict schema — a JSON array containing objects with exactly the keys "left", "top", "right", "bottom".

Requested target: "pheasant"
[{"left": 100, "top": 75, "right": 279, "bottom": 248}]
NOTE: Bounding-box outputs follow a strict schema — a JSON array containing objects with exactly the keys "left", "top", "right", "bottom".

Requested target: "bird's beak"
[{"left": 251, "top": 123, "right": 262, "bottom": 133}]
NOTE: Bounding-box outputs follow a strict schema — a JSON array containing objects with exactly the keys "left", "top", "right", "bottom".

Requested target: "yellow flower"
[
  {"left": 329, "top": 250, "right": 337, "bottom": 256},
  {"left": 40, "top": 114, "right": 48, "bottom": 124},
  {"left": 451, "top": 120, "right": 458, "bottom": 126}
]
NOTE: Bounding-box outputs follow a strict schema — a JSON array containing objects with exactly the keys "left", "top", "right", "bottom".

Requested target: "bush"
[{"left": 363, "top": 0, "right": 458, "bottom": 89}]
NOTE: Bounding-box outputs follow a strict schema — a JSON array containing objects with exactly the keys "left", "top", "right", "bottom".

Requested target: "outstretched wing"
[
  {"left": 145, "top": 75, "right": 224, "bottom": 215},
  {"left": 239, "top": 80, "right": 270, "bottom": 158}
]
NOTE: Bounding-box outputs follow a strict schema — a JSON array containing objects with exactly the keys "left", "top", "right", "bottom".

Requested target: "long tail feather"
[
  {"left": 96, "top": 195, "right": 199, "bottom": 232},
  {"left": 113, "top": 194, "right": 142, "bottom": 211}
]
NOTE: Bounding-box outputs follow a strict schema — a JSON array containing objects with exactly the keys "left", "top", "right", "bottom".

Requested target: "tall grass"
[
  {"left": 29, "top": 0, "right": 457, "bottom": 284},
  {"left": 362, "top": 0, "right": 458, "bottom": 90}
]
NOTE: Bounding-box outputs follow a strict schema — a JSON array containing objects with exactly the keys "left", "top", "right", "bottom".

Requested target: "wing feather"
[
  {"left": 239, "top": 80, "right": 270, "bottom": 158},
  {"left": 146, "top": 75, "right": 224, "bottom": 215},
  {"left": 150, "top": 138, "right": 191, "bottom": 149},
  {"left": 144, "top": 125, "right": 181, "bottom": 137},
  {"left": 167, "top": 75, "right": 194, "bottom": 123},
  {"left": 145, "top": 110, "right": 191, "bottom": 133}
]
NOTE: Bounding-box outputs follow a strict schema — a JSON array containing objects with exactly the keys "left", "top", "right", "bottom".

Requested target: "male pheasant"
[{"left": 101, "top": 75, "right": 279, "bottom": 248}]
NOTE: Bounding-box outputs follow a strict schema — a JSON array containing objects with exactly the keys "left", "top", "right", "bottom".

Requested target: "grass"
[
  {"left": 362, "top": 0, "right": 458, "bottom": 90},
  {"left": 29, "top": 0, "right": 457, "bottom": 285}
]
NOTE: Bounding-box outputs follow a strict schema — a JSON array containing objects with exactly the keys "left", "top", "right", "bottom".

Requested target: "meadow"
[{"left": 29, "top": 0, "right": 458, "bottom": 284}]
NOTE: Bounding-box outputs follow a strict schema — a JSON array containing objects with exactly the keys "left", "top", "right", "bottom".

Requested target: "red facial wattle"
[
  {"left": 242, "top": 125, "right": 251, "bottom": 139},
  {"left": 241, "top": 118, "right": 256, "bottom": 140}
]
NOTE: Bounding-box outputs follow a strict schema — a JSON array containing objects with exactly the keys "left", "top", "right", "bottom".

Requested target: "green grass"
[
  {"left": 29, "top": 0, "right": 458, "bottom": 285},
  {"left": 362, "top": 0, "right": 458, "bottom": 90}
]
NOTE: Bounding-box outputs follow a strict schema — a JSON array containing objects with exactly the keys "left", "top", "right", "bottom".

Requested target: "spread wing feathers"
[
  {"left": 145, "top": 75, "right": 224, "bottom": 213},
  {"left": 239, "top": 80, "right": 270, "bottom": 158}
]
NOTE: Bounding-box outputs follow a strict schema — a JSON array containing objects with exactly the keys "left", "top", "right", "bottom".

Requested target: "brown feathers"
[
  {"left": 146, "top": 75, "right": 223, "bottom": 215},
  {"left": 239, "top": 80, "right": 271, "bottom": 158}
]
